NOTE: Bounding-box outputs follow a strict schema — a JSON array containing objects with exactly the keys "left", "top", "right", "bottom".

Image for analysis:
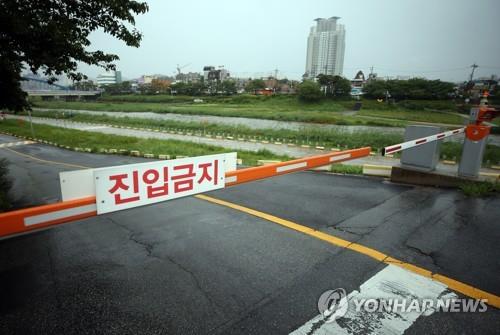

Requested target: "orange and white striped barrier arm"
[
  {"left": 0, "top": 147, "right": 370, "bottom": 239},
  {"left": 0, "top": 197, "right": 97, "bottom": 239},
  {"left": 225, "top": 147, "right": 370, "bottom": 186},
  {"left": 382, "top": 128, "right": 464, "bottom": 156}
]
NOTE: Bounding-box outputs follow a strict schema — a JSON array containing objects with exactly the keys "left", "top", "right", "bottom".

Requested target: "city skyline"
[{"left": 75, "top": 0, "right": 500, "bottom": 82}]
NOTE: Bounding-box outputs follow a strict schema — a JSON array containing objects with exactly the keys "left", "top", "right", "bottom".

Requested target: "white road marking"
[
  {"left": 290, "top": 265, "right": 457, "bottom": 335},
  {"left": 0, "top": 141, "right": 35, "bottom": 148}
]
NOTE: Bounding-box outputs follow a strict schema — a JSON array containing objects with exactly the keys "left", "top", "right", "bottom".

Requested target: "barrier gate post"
[
  {"left": 458, "top": 93, "right": 500, "bottom": 178},
  {"left": 400, "top": 125, "right": 441, "bottom": 172}
]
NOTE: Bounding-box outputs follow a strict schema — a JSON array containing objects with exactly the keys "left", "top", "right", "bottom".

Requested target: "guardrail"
[{"left": 0, "top": 147, "right": 370, "bottom": 239}]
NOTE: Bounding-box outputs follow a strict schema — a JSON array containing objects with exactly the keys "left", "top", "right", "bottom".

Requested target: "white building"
[
  {"left": 304, "top": 17, "right": 345, "bottom": 80},
  {"left": 203, "top": 66, "right": 230, "bottom": 82},
  {"left": 96, "top": 70, "right": 122, "bottom": 86}
]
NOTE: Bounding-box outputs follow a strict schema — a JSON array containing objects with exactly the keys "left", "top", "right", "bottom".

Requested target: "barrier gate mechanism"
[
  {"left": 0, "top": 147, "right": 371, "bottom": 240},
  {"left": 458, "top": 98, "right": 500, "bottom": 177},
  {"left": 383, "top": 93, "right": 500, "bottom": 178}
]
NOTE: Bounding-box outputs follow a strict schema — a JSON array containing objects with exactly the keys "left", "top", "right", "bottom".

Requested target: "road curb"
[{"left": 362, "top": 164, "right": 392, "bottom": 177}]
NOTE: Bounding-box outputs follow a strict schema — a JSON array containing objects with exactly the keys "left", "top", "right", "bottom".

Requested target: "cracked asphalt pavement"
[{"left": 0, "top": 133, "right": 499, "bottom": 334}]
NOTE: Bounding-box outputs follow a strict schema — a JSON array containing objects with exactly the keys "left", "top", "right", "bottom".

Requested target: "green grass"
[
  {"left": 0, "top": 120, "right": 290, "bottom": 166},
  {"left": 330, "top": 164, "right": 363, "bottom": 175},
  {"left": 0, "top": 158, "right": 12, "bottom": 212},
  {"left": 33, "top": 100, "right": 360, "bottom": 124},
  {"left": 20, "top": 110, "right": 500, "bottom": 165},
  {"left": 23, "top": 109, "right": 405, "bottom": 151},
  {"left": 358, "top": 109, "right": 465, "bottom": 125},
  {"left": 30, "top": 95, "right": 464, "bottom": 126},
  {"left": 459, "top": 181, "right": 500, "bottom": 197}
]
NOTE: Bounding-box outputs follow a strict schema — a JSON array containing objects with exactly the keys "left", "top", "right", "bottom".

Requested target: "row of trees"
[
  {"left": 362, "top": 78, "right": 455, "bottom": 100},
  {"left": 100, "top": 78, "right": 289, "bottom": 96},
  {"left": 297, "top": 76, "right": 458, "bottom": 103},
  {"left": 170, "top": 80, "right": 237, "bottom": 96},
  {"left": 72, "top": 74, "right": 459, "bottom": 104}
]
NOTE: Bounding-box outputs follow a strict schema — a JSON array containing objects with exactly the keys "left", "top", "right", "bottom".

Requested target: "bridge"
[
  {"left": 25, "top": 89, "right": 101, "bottom": 97},
  {"left": 21, "top": 76, "right": 101, "bottom": 98}
]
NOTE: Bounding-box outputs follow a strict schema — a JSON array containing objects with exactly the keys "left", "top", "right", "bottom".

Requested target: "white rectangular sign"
[{"left": 94, "top": 154, "right": 226, "bottom": 214}]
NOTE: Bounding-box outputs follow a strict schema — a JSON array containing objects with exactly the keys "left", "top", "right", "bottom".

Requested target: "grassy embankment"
[
  {"left": 25, "top": 109, "right": 402, "bottom": 150},
  {"left": 21, "top": 109, "right": 500, "bottom": 165},
  {"left": 32, "top": 94, "right": 466, "bottom": 126},
  {"left": 0, "top": 120, "right": 290, "bottom": 166}
]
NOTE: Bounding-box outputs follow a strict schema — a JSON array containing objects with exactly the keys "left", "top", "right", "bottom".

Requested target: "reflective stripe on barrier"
[
  {"left": 0, "top": 147, "right": 371, "bottom": 239},
  {"left": 382, "top": 128, "right": 465, "bottom": 156}
]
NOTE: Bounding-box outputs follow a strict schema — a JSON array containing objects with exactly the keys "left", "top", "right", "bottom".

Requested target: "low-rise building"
[
  {"left": 96, "top": 70, "right": 122, "bottom": 86},
  {"left": 351, "top": 70, "right": 366, "bottom": 88},
  {"left": 203, "top": 66, "right": 230, "bottom": 82}
]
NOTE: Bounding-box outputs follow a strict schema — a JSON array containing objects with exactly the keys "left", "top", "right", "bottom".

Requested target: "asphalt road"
[{"left": 0, "top": 133, "right": 499, "bottom": 334}]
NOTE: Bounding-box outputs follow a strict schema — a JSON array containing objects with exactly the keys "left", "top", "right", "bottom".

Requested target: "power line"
[{"left": 343, "top": 66, "right": 470, "bottom": 74}]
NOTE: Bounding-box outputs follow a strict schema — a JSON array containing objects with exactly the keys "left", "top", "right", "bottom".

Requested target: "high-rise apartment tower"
[{"left": 305, "top": 17, "right": 345, "bottom": 80}]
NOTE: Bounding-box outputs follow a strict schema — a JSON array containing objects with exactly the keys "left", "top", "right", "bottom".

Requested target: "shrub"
[
  {"left": 297, "top": 81, "right": 323, "bottom": 102},
  {"left": 459, "top": 181, "right": 500, "bottom": 197},
  {"left": 330, "top": 164, "right": 363, "bottom": 174}
]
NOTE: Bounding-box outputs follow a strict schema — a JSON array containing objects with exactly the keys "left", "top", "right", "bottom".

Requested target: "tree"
[
  {"left": 245, "top": 79, "right": 266, "bottom": 92},
  {"left": 71, "top": 80, "right": 97, "bottom": 91},
  {"left": 221, "top": 80, "right": 237, "bottom": 95},
  {"left": 103, "top": 81, "right": 133, "bottom": 95},
  {"left": 316, "top": 74, "right": 351, "bottom": 98},
  {"left": 150, "top": 79, "right": 171, "bottom": 94},
  {"left": 297, "top": 81, "right": 323, "bottom": 102},
  {"left": 317, "top": 74, "right": 333, "bottom": 96},
  {"left": 333, "top": 76, "right": 352, "bottom": 97},
  {"left": 0, "top": 0, "right": 149, "bottom": 111}
]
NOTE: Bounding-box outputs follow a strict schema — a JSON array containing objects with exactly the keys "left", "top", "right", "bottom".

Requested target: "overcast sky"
[{"left": 79, "top": 0, "right": 500, "bottom": 82}]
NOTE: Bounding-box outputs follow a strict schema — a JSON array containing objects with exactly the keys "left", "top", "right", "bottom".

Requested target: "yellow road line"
[
  {"left": 1, "top": 147, "right": 89, "bottom": 169},
  {"left": 195, "top": 193, "right": 500, "bottom": 308}
]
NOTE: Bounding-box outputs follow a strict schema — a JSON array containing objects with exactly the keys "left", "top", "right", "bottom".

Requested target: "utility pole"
[
  {"left": 273, "top": 68, "right": 279, "bottom": 92},
  {"left": 27, "top": 109, "right": 35, "bottom": 138},
  {"left": 469, "top": 63, "right": 478, "bottom": 82}
]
